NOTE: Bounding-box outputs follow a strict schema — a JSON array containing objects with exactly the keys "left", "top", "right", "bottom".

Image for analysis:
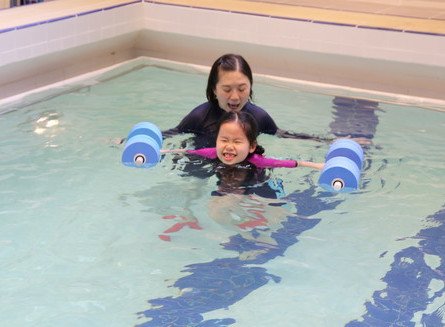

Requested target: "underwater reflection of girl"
[
  {"left": 215, "top": 165, "right": 252, "bottom": 194},
  {"left": 212, "top": 163, "right": 282, "bottom": 199},
  {"left": 208, "top": 165, "right": 291, "bottom": 261}
]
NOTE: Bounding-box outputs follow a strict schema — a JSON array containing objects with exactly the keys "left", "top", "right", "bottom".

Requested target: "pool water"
[{"left": 0, "top": 60, "right": 444, "bottom": 327}]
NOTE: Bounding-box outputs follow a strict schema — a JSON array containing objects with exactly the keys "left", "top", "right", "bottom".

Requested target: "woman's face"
[
  {"left": 216, "top": 121, "right": 256, "bottom": 165},
  {"left": 214, "top": 70, "right": 251, "bottom": 112}
]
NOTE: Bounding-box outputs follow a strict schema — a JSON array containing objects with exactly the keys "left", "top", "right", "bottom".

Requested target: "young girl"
[{"left": 163, "top": 111, "right": 324, "bottom": 196}]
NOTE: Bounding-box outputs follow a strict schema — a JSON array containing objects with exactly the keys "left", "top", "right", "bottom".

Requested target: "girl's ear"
[{"left": 249, "top": 142, "right": 257, "bottom": 153}]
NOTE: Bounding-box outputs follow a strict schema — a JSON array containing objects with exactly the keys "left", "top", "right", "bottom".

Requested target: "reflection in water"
[
  {"left": 9, "top": 0, "right": 44, "bottom": 8},
  {"left": 330, "top": 97, "right": 380, "bottom": 140},
  {"left": 30, "top": 111, "right": 63, "bottom": 148},
  {"left": 34, "top": 112, "right": 60, "bottom": 135}
]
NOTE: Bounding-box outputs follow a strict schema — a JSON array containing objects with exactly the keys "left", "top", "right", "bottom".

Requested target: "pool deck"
[
  {"left": 157, "top": 0, "right": 445, "bottom": 34},
  {"left": 1, "top": 0, "right": 444, "bottom": 34},
  {"left": 0, "top": 0, "right": 444, "bottom": 106}
]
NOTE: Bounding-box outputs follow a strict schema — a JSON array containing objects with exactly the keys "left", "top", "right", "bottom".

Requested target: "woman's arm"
[
  {"left": 162, "top": 102, "right": 210, "bottom": 138},
  {"left": 276, "top": 128, "right": 334, "bottom": 143},
  {"left": 245, "top": 103, "right": 333, "bottom": 143}
]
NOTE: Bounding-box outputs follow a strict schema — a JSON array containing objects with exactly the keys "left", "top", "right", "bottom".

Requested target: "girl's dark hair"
[
  {"left": 217, "top": 111, "right": 264, "bottom": 155},
  {"left": 206, "top": 54, "right": 254, "bottom": 105}
]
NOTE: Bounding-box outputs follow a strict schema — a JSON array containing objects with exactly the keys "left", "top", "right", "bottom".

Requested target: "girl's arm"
[
  {"left": 160, "top": 149, "right": 187, "bottom": 154},
  {"left": 161, "top": 150, "right": 324, "bottom": 170},
  {"left": 297, "top": 160, "right": 324, "bottom": 170},
  {"left": 161, "top": 148, "right": 217, "bottom": 159},
  {"left": 248, "top": 154, "right": 324, "bottom": 170}
]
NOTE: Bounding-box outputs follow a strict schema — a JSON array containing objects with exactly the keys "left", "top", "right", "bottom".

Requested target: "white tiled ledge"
[
  {"left": 0, "top": 0, "right": 444, "bottom": 105},
  {"left": 0, "top": 0, "right": 141, "bottom": 30},
  {"left": 0, "top": 1, "right": 142, "bottom": 67}
]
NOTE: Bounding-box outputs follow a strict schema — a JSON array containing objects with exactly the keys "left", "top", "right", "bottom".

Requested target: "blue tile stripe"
[
  {"left": 346, "top": 205, "right": 445, "bottom": 326},
  {"left": 77, "top": 8, "right": 104, "bottom": 17},
  {"left": 137, "top": 202, "right": 323, "bottom": 327},
  {"left": 47, "top": 15, "right": 76, "bottom": 23},
  {"left": 15, "top": 21, "right": 45, "bottom": 30},
  {"left": 1, "top": 0, "right": 443, "bottom": 37}
]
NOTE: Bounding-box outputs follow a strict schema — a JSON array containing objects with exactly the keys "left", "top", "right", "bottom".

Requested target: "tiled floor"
[
  {"left": 245, "top": 0, "right": 445, "bottom": 19},
  {"left": 156, "top": 0, "right": 445, "bottom": 34}
]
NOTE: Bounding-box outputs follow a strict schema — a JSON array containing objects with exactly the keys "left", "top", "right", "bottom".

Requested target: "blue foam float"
[
  {"left": 121, "top": 122, "right": 163, "bottom": 168},
  {"left": 319, "top": 139, "right": 364, "bottom": 193},
  {"left": 126, "top": 122, "right": 162, "bottom": 148}
]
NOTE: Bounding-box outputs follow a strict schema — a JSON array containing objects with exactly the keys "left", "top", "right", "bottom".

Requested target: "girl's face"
[
  {"left": 214, "top": 70, "right": 251, "bottom": 112},
  {"left": 216, "top": 121, "right": 256, "bottom": 165}
]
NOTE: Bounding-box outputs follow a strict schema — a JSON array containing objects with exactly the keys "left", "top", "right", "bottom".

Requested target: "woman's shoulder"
[
  {"left": 245, "top": 101, "right": 265, "bottom": 110},
  {"left": 244, "top": 102, "right": 270, "bottom": 117},
  {"left": 244, "top": 102, "right": 278, "bottom": 134},
  {"left": 180, "top": 101, "right": 212, "bottom": 123},
  {"left": 186, "top": 101, "right": 212, "bottom": 116}
]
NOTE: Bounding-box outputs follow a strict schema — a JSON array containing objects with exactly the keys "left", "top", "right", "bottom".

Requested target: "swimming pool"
[{"left": 0, "top": 59, "right": 444, "bottom": 326}]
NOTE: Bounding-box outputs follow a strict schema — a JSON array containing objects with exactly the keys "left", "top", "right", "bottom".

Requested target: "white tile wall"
[
  {"left": 141, "top": 3, "right": 445, "bottom": 67},
  {"left": 0, "top": 1, "right": 144, "bottom": 68}
]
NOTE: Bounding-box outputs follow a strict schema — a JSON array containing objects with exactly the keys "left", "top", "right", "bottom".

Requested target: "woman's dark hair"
[
  {"left": 217, "top": 111, "right": 264, "bottom": 155},
  {"left": 206, "top": 54, "right": 254, "bottom": 105}
]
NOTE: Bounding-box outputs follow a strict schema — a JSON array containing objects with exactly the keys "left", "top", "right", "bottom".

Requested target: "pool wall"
[{"left": 0, "top": 0, "right": 445, "bottom": 104}]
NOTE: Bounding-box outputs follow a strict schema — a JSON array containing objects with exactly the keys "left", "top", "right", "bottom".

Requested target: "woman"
[{"left": 163, "top": 53, "right": 324, "bottom": 148}]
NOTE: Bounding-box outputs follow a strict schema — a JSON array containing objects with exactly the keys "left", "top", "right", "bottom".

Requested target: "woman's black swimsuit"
[{"left": 163, "top": 101, "right": 278, "bottom": 148}]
